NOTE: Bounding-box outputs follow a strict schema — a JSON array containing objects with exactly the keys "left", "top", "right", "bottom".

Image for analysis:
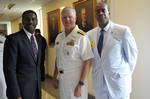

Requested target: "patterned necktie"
[
  {"left": 31, "top": 35, "right": 38, "bottom": 59},
  {"left": 97, "top": 29, "right": 104, "bottom": 57}
]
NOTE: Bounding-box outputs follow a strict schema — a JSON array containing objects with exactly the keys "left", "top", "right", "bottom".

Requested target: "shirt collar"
[
  {"left": 23, "top": 27, "right": 35, "bottom": 39},
  {"left": 99, "top": 20, "right": 111, "bottom": 32},
  {"left": 71, "top": 25, "right": 79, "bottom": 34},
  {"left": 63, "top": 25, "right": 78, "bottom": 37}
]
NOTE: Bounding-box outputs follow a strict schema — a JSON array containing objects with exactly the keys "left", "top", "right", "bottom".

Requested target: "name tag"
[{"left": 66, "top": 39, "right": 74, "bottom": 46}]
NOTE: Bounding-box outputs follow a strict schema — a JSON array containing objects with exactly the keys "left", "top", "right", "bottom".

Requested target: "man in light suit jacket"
[
  {"left": 3, "top": 10, "right": 42, "bottom": 99},
  {"left": 87, "top": 2, "right": 138, "bottom": 99}
]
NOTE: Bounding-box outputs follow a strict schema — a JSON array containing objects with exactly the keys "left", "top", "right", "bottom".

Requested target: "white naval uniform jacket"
[
  {"left": 55, "top": 25, "right": 94, "bottom": 99},
  {"left": 87, "top": 21, "right": 138, "bottom": 99},
  {"left": 0, "top": 35, "right": 7, "bottom": 99}
]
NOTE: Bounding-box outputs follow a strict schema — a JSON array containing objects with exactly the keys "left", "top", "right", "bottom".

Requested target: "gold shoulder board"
[{"left": 77, "top": 29, "right": 85, "bottom": 36}]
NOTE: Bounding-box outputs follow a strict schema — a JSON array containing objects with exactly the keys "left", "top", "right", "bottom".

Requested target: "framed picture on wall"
[
  {"left": 73, "top": 0, "right": 96, "bottom": 32},
  {"left": 47, "top": 9, "right": 61, "bottom": 46},
  {"left": 0, "top": 24, "right": 7, "bottom": 36},
  {"left": 101, "top": 0, "right": 112, "bottom": 6}
]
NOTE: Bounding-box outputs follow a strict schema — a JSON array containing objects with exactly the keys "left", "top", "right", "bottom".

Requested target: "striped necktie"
[
  {"left": 31, "top": 35, "right": 38, "bottom": 59},
  {"left": 97, "top": 29, "right": 104, "bottom": 57}
]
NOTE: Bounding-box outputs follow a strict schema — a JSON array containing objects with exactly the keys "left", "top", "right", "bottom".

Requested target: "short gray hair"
[{"left": 61, "top": 7, "right": 76, "bottom": 16}]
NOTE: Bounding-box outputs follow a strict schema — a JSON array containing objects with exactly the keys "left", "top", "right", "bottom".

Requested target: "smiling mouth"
[
  {"left": 29, "top": 24, "right": 34, "bottom": 27},
  {"left": 28, "top": 25, "right": 36, "bottom": 29}
]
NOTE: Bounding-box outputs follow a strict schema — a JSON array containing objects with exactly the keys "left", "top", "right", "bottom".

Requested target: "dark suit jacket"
[
  {"left": 37, "top": 34, "right": 47, "bottom": 81},
  {"left": 3, "top": 29, "right": 42, "bottom": 99}
]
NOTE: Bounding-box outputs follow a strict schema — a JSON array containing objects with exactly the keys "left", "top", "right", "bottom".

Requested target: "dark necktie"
[
  {"left": 31, "top": 35, "right": 38, "bottom": 59},
  {"left": 97, "top": 29, "right": 104, "bottom": 57}
]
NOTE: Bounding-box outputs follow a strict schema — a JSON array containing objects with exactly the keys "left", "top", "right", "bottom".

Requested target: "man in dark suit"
[
  {"left": 35, "top": 29, "right": 47, "bottom": 81},
  {"left": 3, "top": 10, "right": 42, "bottom": 99}
]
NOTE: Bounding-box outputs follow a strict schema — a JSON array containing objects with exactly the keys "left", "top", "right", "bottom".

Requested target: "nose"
[
  {"left": 65, "top": 17, "right": 70, "bottom": 21},
  {"left": 97, "top": 10, "right": 104, "bottom": 15},
  {"left": 100, "top": 11, "right": 104, "bottom": 15},
  {"left": 30, "top": 20, "right": 33, "bottom": 24},
  {"left": 28, "top": 19, "right": 34, "bottom": 24}
]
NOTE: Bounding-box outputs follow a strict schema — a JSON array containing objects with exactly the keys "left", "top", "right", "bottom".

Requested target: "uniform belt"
[{"left": 59, "top": 70, "right": 64, "bottom": 74}]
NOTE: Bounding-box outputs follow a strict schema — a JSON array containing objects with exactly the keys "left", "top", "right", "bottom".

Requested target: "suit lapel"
[
  {"left": 91, "top": 27, "right": 101, "bottom": 61},
  {"left": 20, "top": 30, "right": 37, "bottom": 63},
  {"left": 102, "top": 22, "right": 114, "bottom": 60},
  {"left": 95, "top": 27, "right": 101, "bottom": 58}
]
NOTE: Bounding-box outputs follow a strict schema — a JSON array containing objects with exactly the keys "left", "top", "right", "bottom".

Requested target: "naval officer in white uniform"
[
  {"left": 0, "top": 33, "right": 7, "bottom": 99},
  {"left": 52, "top": 7, "right": 94, "bottom": 99},
  {"left": 87, "top": 2, "right": 138, "bottom": 99}
]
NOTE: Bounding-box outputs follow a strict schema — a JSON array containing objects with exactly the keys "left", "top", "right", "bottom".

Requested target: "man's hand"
[
  {"left": 52, "top": 78, "right": 59, "bottom": 89},
  {"left": 17, "top": 96, "right": 22, "bottom": 99},
  {"left": 74, "top": 84, "right": 82, "bottom": 97}
]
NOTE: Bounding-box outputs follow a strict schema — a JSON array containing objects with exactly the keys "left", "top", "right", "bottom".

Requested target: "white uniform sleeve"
[
  {"left": 122, "top": 27, "right": 138, "bottom": 73},
  {"left": 79, "top": 35, "right": 94, "bottom": 61}
]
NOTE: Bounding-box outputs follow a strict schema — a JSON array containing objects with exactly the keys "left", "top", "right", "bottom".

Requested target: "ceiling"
[{"left": 0, "top": 0, "right": 52, "bottom": 22}]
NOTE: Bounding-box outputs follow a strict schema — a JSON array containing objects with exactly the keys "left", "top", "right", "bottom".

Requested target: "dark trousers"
[{"left": 33, "top": 82, "right": 40, "bottom": 99}]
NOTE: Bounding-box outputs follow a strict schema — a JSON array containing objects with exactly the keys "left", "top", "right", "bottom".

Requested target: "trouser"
[
  {"left": 94, "top": 75, "right": 130, "bottom": 99},
  {"left": 58, "top": 68, "right": 87, "bottom": 99},
  {"left": 33, "top": 81, "right": 40, "bottom": 99}
]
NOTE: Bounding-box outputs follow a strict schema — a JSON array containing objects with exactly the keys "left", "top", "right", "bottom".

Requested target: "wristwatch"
[{"left": 78, "top": 81, "right": 84, "bottom": 86}]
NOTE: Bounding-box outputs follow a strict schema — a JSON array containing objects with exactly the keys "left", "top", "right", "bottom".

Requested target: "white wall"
[
  {"left": 36, "top": 8, "right": 43, "bottom": 35},
  {"left": 110, "top": 0, "right": 150, "bottom": 99}
]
